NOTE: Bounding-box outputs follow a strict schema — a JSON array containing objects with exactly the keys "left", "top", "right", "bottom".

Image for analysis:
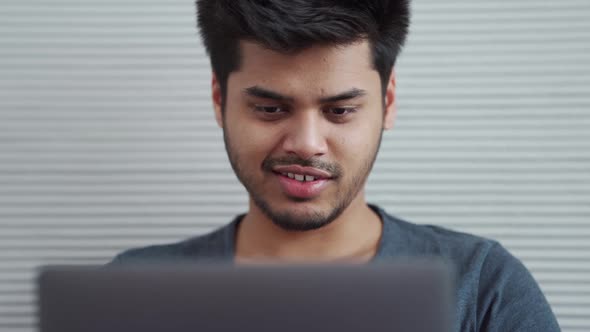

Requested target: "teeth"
[{"left": 282, "top": 172, "right": 317, "bottom": 182}]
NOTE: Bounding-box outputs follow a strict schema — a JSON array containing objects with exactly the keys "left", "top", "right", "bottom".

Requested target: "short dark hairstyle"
[{"left": 196, "top": 0, "right": 410, "bottom": 105}]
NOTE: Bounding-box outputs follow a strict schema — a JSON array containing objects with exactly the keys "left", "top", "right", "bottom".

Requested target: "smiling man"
[
  {"left": 224, "top": 41, "right": 388, "bottom": 263},
  {"left": 111, "top": 0, "right": 560, "bottom": 331}
]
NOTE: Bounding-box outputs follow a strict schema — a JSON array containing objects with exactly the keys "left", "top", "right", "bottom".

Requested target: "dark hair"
[{"left": 197, "top": 0, "right": 410, "bottom": 105}]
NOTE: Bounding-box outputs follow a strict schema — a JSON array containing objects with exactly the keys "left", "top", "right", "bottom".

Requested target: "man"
[{"left": 111, "top": 0, "right": 560, "bottom": 331}]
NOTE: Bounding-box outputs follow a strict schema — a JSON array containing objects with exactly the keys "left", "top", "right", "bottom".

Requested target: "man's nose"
[{"left": 281, "top": 111, "right": 328, "bottom": 160}]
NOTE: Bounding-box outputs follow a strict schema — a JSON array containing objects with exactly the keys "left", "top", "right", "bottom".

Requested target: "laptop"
[{"left": 38, "top": 262, "right": 454, "bottom": 332}]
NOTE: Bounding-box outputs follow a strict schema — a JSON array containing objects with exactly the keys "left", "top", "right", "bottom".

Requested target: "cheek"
[
  {"left": 330, "top": 127, "right": 381, "bottom": 180},
  {"left": 225, "top": 113, "right": 282, "bottom": 165}
]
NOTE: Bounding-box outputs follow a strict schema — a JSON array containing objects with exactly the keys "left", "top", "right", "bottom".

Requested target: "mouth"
[
  {"left": 271, "top": 165, "right": 333, "bottom": 180},
  {"left": 271, "top": 169, "right": 332, "bottom": 199},
  {"left": 274, "top": 171, "right": 325, "bottom": 183}
]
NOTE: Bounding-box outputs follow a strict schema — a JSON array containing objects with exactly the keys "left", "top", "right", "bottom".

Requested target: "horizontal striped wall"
[{"left": 0, "top": 0, "right": 589, "bottom": 331}]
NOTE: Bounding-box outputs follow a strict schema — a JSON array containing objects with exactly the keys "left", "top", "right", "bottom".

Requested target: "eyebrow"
[
  {"left": 243, "top": 86, "right": 294, "bottom": 102},
  {"left": 318, "top": 88, "right": 367, "bottom": 103},
  {"left": 243, "top": 86, "right": 367, "bottom": 104}
]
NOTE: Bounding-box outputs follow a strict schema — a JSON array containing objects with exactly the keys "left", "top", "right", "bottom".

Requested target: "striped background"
[{"left": 1, "top": 0, "right": 589, "bottom": 331}]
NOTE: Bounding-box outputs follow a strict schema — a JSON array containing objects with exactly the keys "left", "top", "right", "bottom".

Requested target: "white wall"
[{"left": 0, "top": 0, "right": 589, "bottom": 331}]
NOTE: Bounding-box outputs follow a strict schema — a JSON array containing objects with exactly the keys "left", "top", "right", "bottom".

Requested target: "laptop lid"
[{"left": 38, "top": 262, "right": 453, "bottom": 332}]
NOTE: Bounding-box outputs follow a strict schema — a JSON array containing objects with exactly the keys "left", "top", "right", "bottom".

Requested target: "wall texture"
[{"left": 0, "top": 0, "right": 589, "bottom": 331}]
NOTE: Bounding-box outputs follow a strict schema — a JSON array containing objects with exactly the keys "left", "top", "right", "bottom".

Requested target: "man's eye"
[
  {"left": 326, "top": 107, "right": 357, "bottom": 116},
  {"left": 255, "top": 106, "right": 285, "bottom": 114}
]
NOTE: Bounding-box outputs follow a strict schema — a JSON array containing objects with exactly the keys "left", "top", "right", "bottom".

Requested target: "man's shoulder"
[
  {"left": 379, "top": 209, "right": 519, "bottom": 287},
  {"left": 377, "top": 207, "right": 498, "bottom": 261},
  {"left": 108, "top": 222, "right": 235, "bottom": 265},
  {"left": 377, "top": 208, "right": 560, "bottom": 331}
]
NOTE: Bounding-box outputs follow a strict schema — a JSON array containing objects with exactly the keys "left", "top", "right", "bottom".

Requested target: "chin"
[
  {"left": 270, "top": 214, "right": 333, "bottom": 232},
  {"left": 259, "top": 199, "right": 344, "bottom": 232}
]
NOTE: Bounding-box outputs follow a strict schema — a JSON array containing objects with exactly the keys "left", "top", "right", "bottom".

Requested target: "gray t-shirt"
[{"left": 111, "top": 204, "right": 561, "bottom": 332}]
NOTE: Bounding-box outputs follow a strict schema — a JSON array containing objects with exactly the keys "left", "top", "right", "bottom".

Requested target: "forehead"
[
  {"left": 228, "top": 40, "right": 379, "bottom": 98},
  {"left": 239, "top": 40, "right": 373, "bottom": 70}
]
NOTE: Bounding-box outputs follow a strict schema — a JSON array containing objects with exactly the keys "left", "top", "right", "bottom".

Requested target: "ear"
[
  {"left": 211, "top": 72, "right": 224, "bottom": 128},
  {"left": 383, "top": 71, "right": 397, "bottom": 130}
]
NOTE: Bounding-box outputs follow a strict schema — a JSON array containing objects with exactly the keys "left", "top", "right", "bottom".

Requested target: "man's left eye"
[{"left": 326, "top": 107, "right": 356, "bottom": 116}]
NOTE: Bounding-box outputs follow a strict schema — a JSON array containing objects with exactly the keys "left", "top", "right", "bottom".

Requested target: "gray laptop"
[{"left": 38, "top": 262, "right": 453, "bottom": 332}]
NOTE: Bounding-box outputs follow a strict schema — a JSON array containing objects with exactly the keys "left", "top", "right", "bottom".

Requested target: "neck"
[{"left": 235, "top": 195, "right": 382, "bottom": 264}]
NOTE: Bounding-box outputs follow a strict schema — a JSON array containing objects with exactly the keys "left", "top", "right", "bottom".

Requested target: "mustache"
[{"left": 262, "top": 155, "right": 343, "bottom": 178}]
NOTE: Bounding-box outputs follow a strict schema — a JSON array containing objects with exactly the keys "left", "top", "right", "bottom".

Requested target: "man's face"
[{"left": 213, "top": 40, "right": 395, "bottom": 231}]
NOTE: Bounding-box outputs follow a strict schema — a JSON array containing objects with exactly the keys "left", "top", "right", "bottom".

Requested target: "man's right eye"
[{"left": 254, "top": 105, "right": 285, "bottom": 114}]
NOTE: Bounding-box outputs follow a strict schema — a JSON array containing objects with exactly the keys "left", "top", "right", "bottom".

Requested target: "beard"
[{"left": 223, "top": 127, "right": 383, "bottom": 232}]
